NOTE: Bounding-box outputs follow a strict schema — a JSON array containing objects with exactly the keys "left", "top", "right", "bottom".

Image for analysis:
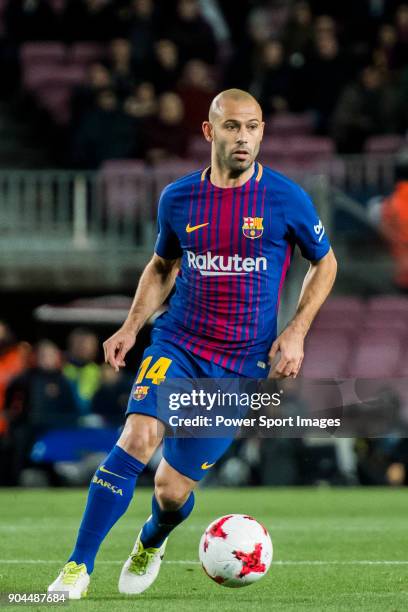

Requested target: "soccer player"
[{"left": 48, "top": 89, "right": 337, "bottom": 598}]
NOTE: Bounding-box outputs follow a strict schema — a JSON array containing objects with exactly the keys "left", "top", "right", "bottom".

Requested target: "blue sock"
[
  {"left": 140, "top": 492, "right": 195, "bottom": 548},
  {"left": 68, "top": 445, "right": 145, "bottom": 573}
]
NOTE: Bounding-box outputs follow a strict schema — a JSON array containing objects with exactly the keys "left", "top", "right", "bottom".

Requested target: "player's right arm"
[
  {"left": 104, "top": 185, "right": 182, "bottom": 371},
  {"left": 103, "top": 254, "right": 180, "bottom": 371}
]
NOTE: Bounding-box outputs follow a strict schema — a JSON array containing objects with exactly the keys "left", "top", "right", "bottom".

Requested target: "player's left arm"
[
  {"left": 269, "top": 186, "right": 337, "bottom": 378},
  {"left": 268, "top": 248, "right": 337, "bottom": 378}
]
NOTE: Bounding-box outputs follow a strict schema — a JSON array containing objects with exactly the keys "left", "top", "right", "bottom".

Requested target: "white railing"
[{"left": 0, "top": 155, "right": 396, "bottom": 255}]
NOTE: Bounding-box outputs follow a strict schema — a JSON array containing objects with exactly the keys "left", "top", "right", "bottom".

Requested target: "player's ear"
[
  {"left": 260, "top": 121, "right": 265, "bottom": 141},
  {"left": 202, "top": 121, "right": 213, "bottom": 142}
]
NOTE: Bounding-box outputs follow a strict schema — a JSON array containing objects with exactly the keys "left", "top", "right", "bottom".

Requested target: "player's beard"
[{"left": 215, "top": 141, "right": 258, "bottom": 178}]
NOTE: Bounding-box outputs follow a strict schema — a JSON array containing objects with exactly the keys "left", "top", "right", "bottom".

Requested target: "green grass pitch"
[{"left": 1, "top": 487, "right": 407, "bottom": 611}]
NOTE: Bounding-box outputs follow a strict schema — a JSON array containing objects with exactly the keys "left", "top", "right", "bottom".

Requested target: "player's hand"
[
  {"left": 103, "top": 324, "right": 137, "bottom": 372},
  {"left": 267, "top": 325, "right": 305, "bottom": 379}
]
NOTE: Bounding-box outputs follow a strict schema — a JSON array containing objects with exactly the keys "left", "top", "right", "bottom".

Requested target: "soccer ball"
[{"left": 199, "top": 514, "right": 273, "bottom": 588}]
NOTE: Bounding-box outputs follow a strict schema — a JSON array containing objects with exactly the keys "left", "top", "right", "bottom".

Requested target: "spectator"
[
  {"left": 309, "top": 0, "right": 379, "bottom": 52},
  {"left": 223, "top": 6, "right": 274, "bottom": 90},
  {"left": 372, "top": 24, "right": 399, "bottom": 72},
  {"left": 168, "top": 0, "right": 218, "bottom": 65},
  {"left": 125, "top": 0, "right": 158, "bottom": 70},
  {"left": 394, "top": 3, "right": 408, "bottom": 66},
  {"left": 379, "top": 152, "right": 408, "bottom": 292},
  {"left": 283, "top": 0, "right": 314, "bottom": 58},
  {"left": 255, "top": 40, "right": 291, "bottom": 117},
  {"left": 177, "top": 60, "right": 215, "bottom": 135},
  {"left": 63, "top": 329, "right": 101, "bottom": 414},
  {"left": 217, "top": 0, "right": 252, "bottom": 47},
  {"left": 71, "top": 63, "right": 112, "bottom": 127},
  {"left": 106, "top": 38, "right": 136, "bottom": 100},
  {"left": 355, "top": 438, "right": 395, "bottom": 485},
  {"left": 72, "top": 88, "right": 142, "bottom": 167},
  {"left": 123, "top": 81, "right": 157, "bottom": 120},
  {"left": 4, "top": 340, "right": 78, "bottom": 485},
  {"left": 331, "top": 65, "right": 400, "bottom": 153},
  {"left": 305, "top": 33, "right": 350, "bottom": 132},
  {"left": 91, "top": 363, "right": 133, "bottom": 427},
  {"left": 62, "top": 0, "right": 117, "bottom": 42},
  {"left": 386, "top": 438, "right": 408, "bottom": 485},
  {"left": 147, "top": 39, "right": 181, "bottom": 94},
  {"left": 0, "top": 322, "right": 30, "bottom": 435},
  {"left": 144, "top": 92, "right": 189, "bottom": 163},
  {"left": 313, "top": 14, "right": 337, "bottom": 39}
]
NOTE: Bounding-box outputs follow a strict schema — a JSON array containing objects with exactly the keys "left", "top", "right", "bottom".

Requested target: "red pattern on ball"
[
  {"left": 234, "top": 543, "right": 266, "bottom": 578},
  {"left": 203, "top": 515, "right": 233, "bottom": 551}
]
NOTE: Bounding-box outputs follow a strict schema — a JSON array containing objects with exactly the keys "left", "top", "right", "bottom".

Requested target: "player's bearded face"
[{"left": 213, "top": 105, "right": 263, "bottom": 173}]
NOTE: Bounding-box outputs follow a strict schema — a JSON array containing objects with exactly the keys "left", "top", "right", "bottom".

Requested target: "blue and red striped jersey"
[{"left": 153, "top": 162, "right": 330, "bottom": 376}]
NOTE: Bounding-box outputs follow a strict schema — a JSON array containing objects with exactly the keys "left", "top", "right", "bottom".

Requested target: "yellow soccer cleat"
[
  {"left": 119, "top": 529, "right": 167, "bottom": 595},
  {"left": 48, "top": 561, "right": 90, "bottom": 600}
]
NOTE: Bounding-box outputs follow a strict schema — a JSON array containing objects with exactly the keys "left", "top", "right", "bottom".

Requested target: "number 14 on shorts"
[{"left": 135, "top": 356, "right": 172, "bottom": 385}]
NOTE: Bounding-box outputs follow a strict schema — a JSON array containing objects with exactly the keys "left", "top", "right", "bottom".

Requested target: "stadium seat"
[
  {"left": 22, "top": 64, "right": 61, "bottom": 91},
  {"left": 347, "top": 330, "right": 403, "bottom": 378},
  {"left": 260, "top": 136, "right": 335, "bottom": 167},
  {"left": 313, "top": 309, "right": 363, "bottom": 331},
  {"left": 152, "top": 160, "right": 200, "bottom": 195},
  {"left": 69, "top": 42, "right": 105, "bottom": 64},
  {"left": 188, "top": 136, "right": 211, "bottom": 162},
  {"left": 396, "top": 356, "right": 408, "bottom": 377},
  {"left": 302, "top": 330, "right": 352, "bottom": 378},
  {"left": 312, "top": 297, "right": 366, "bottom": 330},
  {"left": 264, "top": 113, "right": 315, "bottom": 136},
  {"left": 20, "top": 42, "right": 66, "bottom": 67},
  {"left": 257, "top": 160, "right": 302, "bottom": 178},
  {"left": 367, "top": 295, "right": 408, "bottom": 312},
  {"left": 289, "top": 136, "right": 335, "bottom": 158},
  {"left": 23, "top": 64, "right": 87, "bottom": 93},
  {"left": 36, "top": 86, "right": 72, "bottom": 125},
  {"left": 363, "top": 311, "right": 408, "bottom": 331},
  {"left": 260, "top": 156, "right": 345, "bottom": 182},
  {"left": 260, "top": 136, "right": 292, "bottom": 157},
  {"left": 317, "top": 296, "right": 364, "bottom": 314},
  {"left": 364, "top": 135, "right": 404, "bottom": 154}
]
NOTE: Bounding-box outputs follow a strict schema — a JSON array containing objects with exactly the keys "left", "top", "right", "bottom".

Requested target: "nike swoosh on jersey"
[
  {"left": 186, "top": 222, "right": 209, "bottom": 233},
  {"left": 99, "top": 465, "right": 128, "bottom": 480},
  {"left": 201, "top": 462, "right": 215, "bottom": 470}
]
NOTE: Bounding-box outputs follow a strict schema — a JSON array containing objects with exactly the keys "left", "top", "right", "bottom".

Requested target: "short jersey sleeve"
[
  {"left": 154, "top": 186, "right": 183, "bottom": 259},
  {"left": 285, "top": 185, "right": 331, "bottom": 261}
]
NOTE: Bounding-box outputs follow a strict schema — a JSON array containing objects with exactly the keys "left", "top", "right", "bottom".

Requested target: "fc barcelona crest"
[
  {"left": 242, "top": 216, "right": 264, "bottom": 239},
  {"left": 133, "top": 385, "right": 149, "bottom": 401}
]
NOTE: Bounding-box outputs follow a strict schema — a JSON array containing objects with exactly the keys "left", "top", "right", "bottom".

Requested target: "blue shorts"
[{"left": 126, "top": 338, "right": 253, "bottom": 481}]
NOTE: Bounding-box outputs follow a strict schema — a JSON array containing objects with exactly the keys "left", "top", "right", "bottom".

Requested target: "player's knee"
[
  {"left": 154, "top": 479, "right": 191, "bottom": 510},
  {"left": 118, "top": 417, "right": 161, "bottom": 463}
]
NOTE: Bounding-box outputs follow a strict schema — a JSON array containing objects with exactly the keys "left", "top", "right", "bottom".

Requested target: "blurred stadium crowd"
[
  {"left": 0, "top": 321, "right": 135, "bottom": 485},
  {"left": 1, "top": 0, "right": 408, "bottom": 167}
]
